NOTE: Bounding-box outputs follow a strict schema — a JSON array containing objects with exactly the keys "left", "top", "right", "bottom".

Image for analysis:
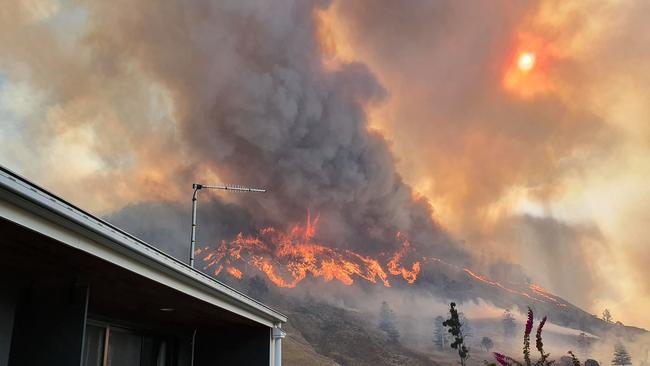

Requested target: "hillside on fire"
[{"left": 3, "top": 1, "right": 650, "bottom": 365}]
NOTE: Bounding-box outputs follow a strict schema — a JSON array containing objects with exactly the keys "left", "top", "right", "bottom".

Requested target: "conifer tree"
[
  {"left": 443, "top": 302, "right": 469, "bottom": 366},
  {"left": 433, "top": 315, "right": 447, "bottom": 350},
  {"left": 379, "top": 301, "right": 400, "bottom": 344},
  {"left": 611, "top": 342, "right": 632, "bottom": 366},
  {"left": 481, "top": 336, "right": 494, "bottom": 352},
  {"left": 503, "top": 309, "right": 517, "bottom": 338}
]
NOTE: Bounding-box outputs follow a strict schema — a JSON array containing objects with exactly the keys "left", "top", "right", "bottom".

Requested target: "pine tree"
[
  {"left": 460, "top": 312, "right": 473, "bottom": 339},
  {"left": 576, "top": 332, "right": 590, "bottom": 358},
  {"left": 481, "top": 336, "right": 494, "bottom": 352},
  {"left": 611, "top": 342, "right": 632, "bottom": 366},
  {"left": 503, "top": 309, "right": 516, "bottom": 338},
  {"left": 433, "top": 315, "right": 447, "bottom": 350},
  {"left": 443, "top": 302, "right": 469, "bottom": 366},
  {"left": 379, "top": 301, "right": 400, "bottom": 344},
  {"left": 602, "top": 309, "right": 613, "bottom": 323}
]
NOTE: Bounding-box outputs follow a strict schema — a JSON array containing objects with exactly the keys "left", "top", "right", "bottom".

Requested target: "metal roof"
[{"left": 0, "top": 166, "right": 286, "bottom": 326}]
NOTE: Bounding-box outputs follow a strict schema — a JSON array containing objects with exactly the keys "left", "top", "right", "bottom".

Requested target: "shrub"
[{"left": 490, "top": 307, "right": 582, "bottom": 366}]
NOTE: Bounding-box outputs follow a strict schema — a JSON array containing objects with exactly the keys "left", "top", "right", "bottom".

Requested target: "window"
[
  {"left": 107, "top": 328, "right": 142, "bottom": 366},
  {"left": 82, "top": 324, "right": 105, "bottom": 366},
  {"left": 82, "top": 322, "right": 172, "bottom": 366}
]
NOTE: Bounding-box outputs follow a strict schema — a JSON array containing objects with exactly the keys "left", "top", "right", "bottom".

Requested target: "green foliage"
[{"left": 443, "top": 302, "right": 469, "bottom": 366}]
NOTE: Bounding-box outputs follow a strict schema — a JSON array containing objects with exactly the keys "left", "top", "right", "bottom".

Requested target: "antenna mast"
[{"left": 190, "top": 183, "right": 266, "bottom": 268}]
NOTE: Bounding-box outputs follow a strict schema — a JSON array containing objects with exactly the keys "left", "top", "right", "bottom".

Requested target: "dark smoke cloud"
[
  {"left": 324, "top": 0, "right": 623, "bottom": 310},
  {"left": 81, "top": 0, "right": 468, "bottom": 261},
  {"left": 494, "top": 215, "right": 610, "bottom": 310},
  {"left": 106, "top": 199, "right": 255, "bottom": 261},
  {"left": 6, "top": 0, "right": 650, "bottom": 329},
  {"left": 0, "top": 0, "right": 469, "bottom": 265}
]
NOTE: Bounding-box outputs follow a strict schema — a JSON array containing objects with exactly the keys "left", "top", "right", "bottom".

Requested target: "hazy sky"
[{"left": 2, "top": 0, "right": 650, "bottom": 329}]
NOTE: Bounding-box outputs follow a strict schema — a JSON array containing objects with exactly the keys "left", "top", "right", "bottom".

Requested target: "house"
[{"left": 0, "top": 166, "right": 287, "bottom": 366}]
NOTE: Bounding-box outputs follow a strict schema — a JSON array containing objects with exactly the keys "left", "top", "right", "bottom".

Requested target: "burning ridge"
[{"left": 198, "top": 213, "right": 568, "bottom": 308}]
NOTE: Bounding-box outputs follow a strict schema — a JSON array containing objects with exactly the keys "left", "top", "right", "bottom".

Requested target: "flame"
[
  {"left": 226, "top": 266, "right": 243, "bottom": 279},
  {"left": 200, "top": 212, "right": 571, "bottom": 309},
  {"left": 203, "top": 212, "right": 395, "bottom": 288},
  {"left": 387, "top": 232, "right": 421, "bottom": 284}
]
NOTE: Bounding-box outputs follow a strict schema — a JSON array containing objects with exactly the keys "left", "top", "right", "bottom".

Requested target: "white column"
[{"left": 272, "top": 325, "right": 286, "bottom": 366}]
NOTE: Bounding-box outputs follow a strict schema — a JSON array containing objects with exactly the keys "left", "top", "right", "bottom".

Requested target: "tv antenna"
[{"left": 190, "top": 183, "right": 266, "bottom": 268}]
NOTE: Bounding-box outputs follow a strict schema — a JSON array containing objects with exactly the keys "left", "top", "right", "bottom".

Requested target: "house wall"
[
  {"left": 194, "top": 325, "right": 270, "bottom": 366},
  {"left": 8, "top": 280, "right": 88, "bottom": 366},
  {"left": 0, "top": 286, "right": 16, "bottom": 366}
]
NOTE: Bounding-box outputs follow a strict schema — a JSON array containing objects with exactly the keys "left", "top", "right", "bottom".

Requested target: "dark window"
[
  {"left": 82, "top": 324, "right": 105, "bottom": 366},
  {"left": 82, "top": 322, "right": 175, "bottom": 366}
]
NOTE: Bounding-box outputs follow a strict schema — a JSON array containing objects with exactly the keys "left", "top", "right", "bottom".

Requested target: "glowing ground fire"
[{"left": 198, "top": 213, "right": 568, "bottom": 308}]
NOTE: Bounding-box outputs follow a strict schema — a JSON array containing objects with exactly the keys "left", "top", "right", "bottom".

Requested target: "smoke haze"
[{"left": 2, "top": 0, "right": 650, "bottom": 330}]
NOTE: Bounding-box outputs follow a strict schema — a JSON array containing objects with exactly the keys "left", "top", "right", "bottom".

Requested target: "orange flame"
[
  {"left": 203, "top": 212, "right": 396, "bottom": 288},
  {"left": 387, "top": 232, "right": 421, "bottom": 284},
  {"left": 200, "top": 213, "right": 571, "bottom": 309},
  {"left": 226, "top": 266, "right": 243, "bottom": 279}
]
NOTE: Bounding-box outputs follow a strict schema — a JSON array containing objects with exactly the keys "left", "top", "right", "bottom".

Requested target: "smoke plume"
[{"left": 3, "top": 0, "right": 650, "bottom": 329}]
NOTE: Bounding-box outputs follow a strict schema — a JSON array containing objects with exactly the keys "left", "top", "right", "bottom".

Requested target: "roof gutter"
[{"left": 0, "top": 166, "right": 286, "bottom": 326}]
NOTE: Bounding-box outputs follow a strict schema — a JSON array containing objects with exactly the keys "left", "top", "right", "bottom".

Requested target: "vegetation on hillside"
[{"left": 443, "top": 302, "right": 470, "bottom": 366}]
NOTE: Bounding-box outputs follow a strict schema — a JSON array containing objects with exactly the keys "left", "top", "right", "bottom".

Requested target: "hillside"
[{"left": 280, "top": 300, "right": 439, "bottom": 366}]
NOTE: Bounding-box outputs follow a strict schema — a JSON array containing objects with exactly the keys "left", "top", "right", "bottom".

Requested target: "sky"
[{"left": 1, "top": 0, "right": 650, "bottom": 329}]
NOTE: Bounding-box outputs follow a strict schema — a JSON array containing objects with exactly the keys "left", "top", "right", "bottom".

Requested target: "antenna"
[{"left": 190, "top": 182, "right": 266, "bottom": 268}]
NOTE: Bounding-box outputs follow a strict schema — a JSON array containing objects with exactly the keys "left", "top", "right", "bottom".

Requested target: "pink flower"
[
  {"left": 525, "top": 308, "right": 534, "bottom": 338},
  {"left": 494, "top": 352, "right": 510, "bottom": 366}
]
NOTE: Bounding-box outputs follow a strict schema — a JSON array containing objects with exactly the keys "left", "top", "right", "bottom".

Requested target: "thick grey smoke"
[
  {"left": 17, "top": 0, "right": 465, "bottom": 263},
  {"left": 88, "top": 0, "right": 464, "bottom": 261}
]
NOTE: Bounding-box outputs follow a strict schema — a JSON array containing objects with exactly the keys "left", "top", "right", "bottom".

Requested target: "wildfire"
[
  {"left": 200, "top": 212, "right": 570, "bottom": 309},
  {"left": 202, "top": 212, "right": 407, "bottom": 288},
  {"left": 388, "top": 232, "right": 421, "bottom": 284}
]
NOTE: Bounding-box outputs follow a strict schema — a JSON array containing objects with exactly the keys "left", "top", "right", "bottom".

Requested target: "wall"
[
  {"left": 0, "top": 286, "right": 16, "bottom": 366},
  {"left": 194, "top": 325, "right": 270, "bottom": 366},
  {"left": 8, "top": 280, "right": 88, "bottom": 366}
]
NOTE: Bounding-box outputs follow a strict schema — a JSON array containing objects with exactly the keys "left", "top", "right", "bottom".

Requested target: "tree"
[
  {"left": 459, "top": 312, "right": 473, "bottom": 339},
  {"left": 247, "top": 275, "right": 269, "bottom": 301},
  {"left": 443, "top": 302, "right": 469, "bottom": 366},
  {"left": 602, "top": 309, "right": 613, "bottom": 323},
  {"left": 576, "top": 332, "right": 591, "bottom": 358},
  {"left": 503, "top": 309, "right": 516, "bottom": 338},
  {"left": 611, "top": 342, "right": 632, "bottom": 366},
  {"left": 379, "top": 301, "right": 400, "bottom": 344},
  {"left": 481, "top": 336, "right": 494, "bottom": 352},
  {"left": 433, "top": 315, "right": 447, "bottom": 350}
]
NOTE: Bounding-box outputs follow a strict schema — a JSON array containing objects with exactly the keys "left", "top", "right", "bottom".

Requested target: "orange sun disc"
[{"left": 517, "top": 52, "right": 536, "bottom": 72}]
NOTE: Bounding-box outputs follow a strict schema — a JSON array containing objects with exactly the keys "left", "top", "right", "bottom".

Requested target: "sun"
[{"left": 517, "top": 52, "right": 536, "bottom": 72}]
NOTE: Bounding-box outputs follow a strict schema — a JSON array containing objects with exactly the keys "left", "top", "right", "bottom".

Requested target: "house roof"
[{"left": 0, "top": 166, "right": 286, "bottom": 327}]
